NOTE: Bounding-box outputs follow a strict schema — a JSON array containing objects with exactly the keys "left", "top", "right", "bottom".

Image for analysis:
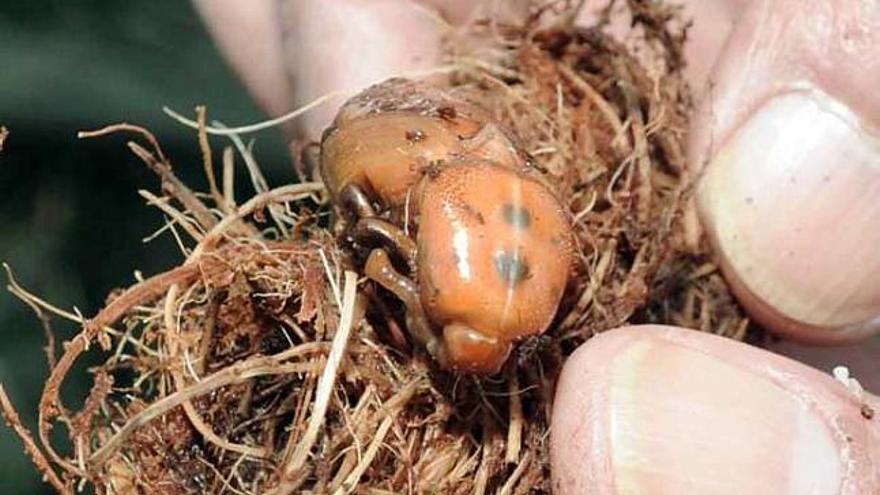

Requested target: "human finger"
[
  {"left": 552, "top": 325, "right": 880, "bottom": 494},
  {"left": 690, "top": 0, "right": 880, "bottom": 343}
]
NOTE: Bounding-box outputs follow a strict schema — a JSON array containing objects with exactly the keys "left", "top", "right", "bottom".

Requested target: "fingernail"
[
  {"left": 607, "top": 338, "right": 841, "bottom": 494},
  {"left": 552, "top": 327, "right": 861, "bottom": 495},
  {"left": 698, "top": 89, "right": 880, "bottom": 341}
]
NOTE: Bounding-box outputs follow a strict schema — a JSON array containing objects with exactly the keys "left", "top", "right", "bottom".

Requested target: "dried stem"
[
  {"left": 163, "top": 90, "right": 345, "bottom": 136},
  {"left": 222, "top": 146, "right": 236, "bottom": 208},
  {"left": 126, "top": 141, "right": 219, "bottom": 232},
  {"left": 138, "top": 190, "right": 205, "bottom": 242},
  {"left": 0, "top": 385, "right": 72, "bottom": 495},
  {"left": 281, "top": 271, "right": 358, "bottom": 474},
  {"left": 505, "top": 369, "right": 523, "bottom": 463},
  {"left": 78, "top": 123, "right": 169, "bottom": 163},
  {"left": 498, "top": 451, "right": 531, "bottom": 495},
  {"left": 37, "top": 263, "right": 201, "bottom": 475},
  {"left": 196, "top": 105, "right": 225, "bottom": 209},
  {"left": 88, "top": 343, "right": 328, "bottom": 466},
  {"left": 163, "top": 282, "right": 269, "bottom": 459},
  {"left": 189, "top": 182, "right": 323, "bottom": 259}
]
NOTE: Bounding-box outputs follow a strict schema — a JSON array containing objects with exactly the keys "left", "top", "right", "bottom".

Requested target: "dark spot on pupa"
[
  {"left": 494, "top": 251, "right": 529, "bottom": 286},
  {"left": 502, "top": 204, "right": 531, "bottom": 229},
  {"left": 406, "top": 129, "right": 426, "bottom": 142},
  {"left": 862, "top": 404, "right": 875, "bottom": 420}
]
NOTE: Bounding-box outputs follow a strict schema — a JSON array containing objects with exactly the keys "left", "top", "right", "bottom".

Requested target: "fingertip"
[
  {"left": 689, "top": 0, "right": 880, "bottom": 344},
  {"left": 283, "top": 0, "right": 447, "bottom": 139},
  {"left": 552, "top": 325, "right": 880, "bottom": 494},
  {"left": 193, "top": 0, "right": 294, "bottom": 119}
]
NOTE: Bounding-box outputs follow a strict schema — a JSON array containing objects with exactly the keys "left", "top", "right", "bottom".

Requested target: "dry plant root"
[{"left": 1, "top": 2, "right": 750, "bottom": 494}]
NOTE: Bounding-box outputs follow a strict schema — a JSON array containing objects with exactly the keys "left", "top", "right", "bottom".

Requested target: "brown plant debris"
[{"left": 2, "top": 1, "right": 749, "bottom": 494}]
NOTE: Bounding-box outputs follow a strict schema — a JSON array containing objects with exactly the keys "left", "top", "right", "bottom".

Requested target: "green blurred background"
[{"left": 0, "top": 2, "right": 289, "bottom": 492}]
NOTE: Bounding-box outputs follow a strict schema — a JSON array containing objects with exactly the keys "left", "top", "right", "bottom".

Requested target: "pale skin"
[{"left": 194, "top": 1, "right": 880, "bottom": 492}]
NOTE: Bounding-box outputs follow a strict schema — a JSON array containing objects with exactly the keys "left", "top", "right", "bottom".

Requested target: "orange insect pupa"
[
  {"left": 320, "top": 78, "right": 575, "bottom": 374},
  {"left": 416, "top": 159, "right": 574, "bottom": 373},
  {"left": 320, "top": 78, "right": 522, "bottom": 209}
]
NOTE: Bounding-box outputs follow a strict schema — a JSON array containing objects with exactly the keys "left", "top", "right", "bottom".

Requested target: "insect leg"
[
  {"left": 364, "top": 248, "right": 445, "bottom": 364},
  {"left": 352, "top": 218, "right": 418, "bottom": 274},
  {"left": 333, "top": 183, "right": 378, "bottom": 243},
  {"left": 339, "top": 183, "right": 377, "bottom": 219}
]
